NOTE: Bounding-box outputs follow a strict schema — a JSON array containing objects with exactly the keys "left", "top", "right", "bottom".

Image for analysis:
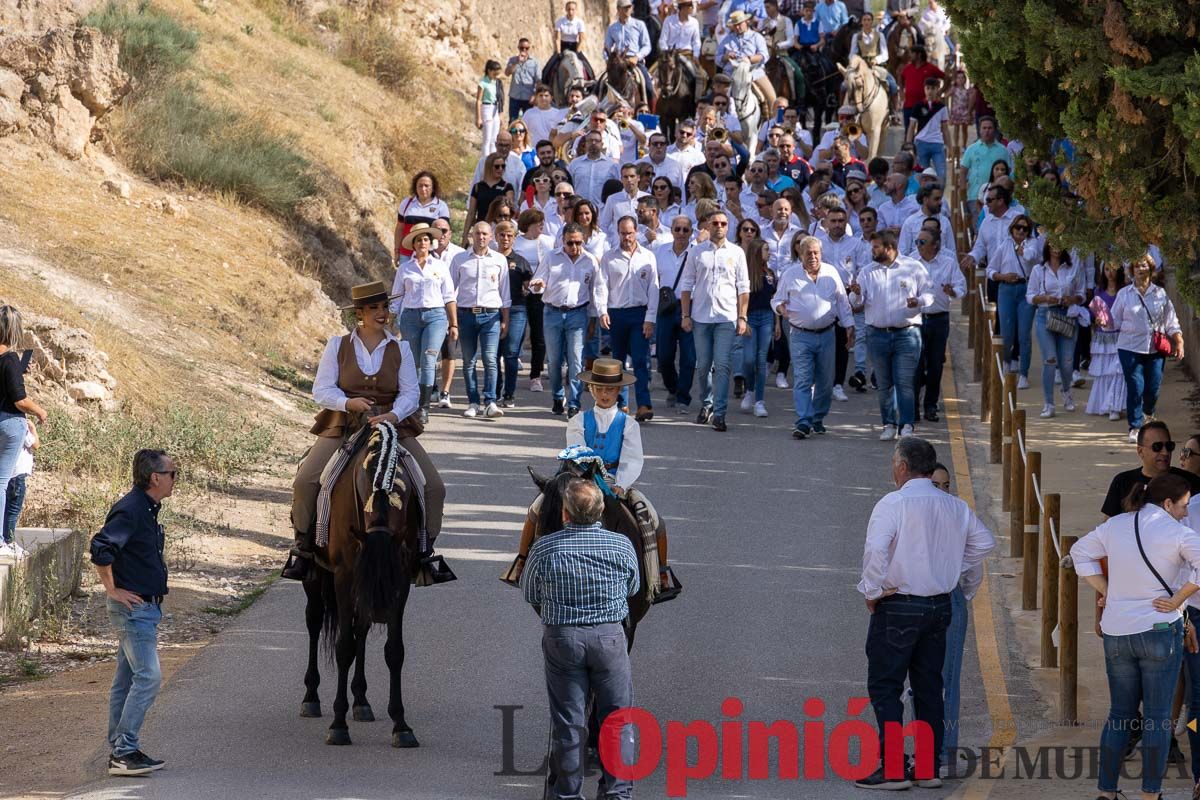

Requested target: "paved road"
[{"left": 67, "top": 367, "right": 991, "bottom": 799}]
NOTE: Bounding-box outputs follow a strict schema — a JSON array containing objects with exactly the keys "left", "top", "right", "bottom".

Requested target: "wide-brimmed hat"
[
  {"left": 402, "top": 222, "right": 440, "bottom": 250},
  {"left": 577, "top": 357, "right": 635, "bottom": 387},
  {"left": 727, "top": 9, "right": 754, "bottom": 25},
  {"left": 339, "top": 280, "right": 400, "bottom": 311}
]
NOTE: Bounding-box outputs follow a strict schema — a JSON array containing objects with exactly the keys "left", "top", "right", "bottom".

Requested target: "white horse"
[
  {"left": 729, "top": 59, "right": 762, "bottom": 160},
  {"left": 838, "top": 55, "right": 889, "bottom": 161}
]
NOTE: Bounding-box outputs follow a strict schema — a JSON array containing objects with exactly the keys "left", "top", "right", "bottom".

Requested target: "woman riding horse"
[{"left": 283, "top": 280, "right": 446, "bottom": 580}]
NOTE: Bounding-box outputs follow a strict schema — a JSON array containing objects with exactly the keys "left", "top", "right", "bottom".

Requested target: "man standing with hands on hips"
[{"left": 90, "top": 449, "right": 177, "bottom": 777}]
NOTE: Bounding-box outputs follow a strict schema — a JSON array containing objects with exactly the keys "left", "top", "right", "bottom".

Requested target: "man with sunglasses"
[
  {"left": 90, "top": 449, "right": 177, "bottom": 776},
  {"left": 912, "top": 227, "right": 964, "bottom": 423},
  {"left": 654, "top": 216, "right": 697, "bottom": 412},
  {"left": 1101, "top": 421, "right": 1200, "bottom": 519},
  {"left": 637, "top": 132, "right": 679, "bottom": 186},
  {"left": 569, "top": 131, "right": 622, "bottom": 206},
  {"left": 504, "top": 38, "right": 541, "bottom": 122}
]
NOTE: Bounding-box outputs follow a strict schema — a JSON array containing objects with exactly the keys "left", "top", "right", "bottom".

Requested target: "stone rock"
[
  {"left": 0, "top": 94, "right": 25, "bottom": 133},
  {"left": 67, "top": 27, "right": 127, "bottom": 115},
  {"left": 67, "top": 380, "right": 110, "bottom": 402},
  {"left": 101, "top": 178, "right": 131, "bottom": 198},
  {"left": 163, "top": 196, "right": 187, "bottom": 217},
  {"left": 20, "top": 314, "right": 118, "bottom": 400},
  {"left": 39, "top": 84, "right": 90, "bottom": 158},
  {"left": 0, "top": 66, "right": 22, "bottom": 100}
]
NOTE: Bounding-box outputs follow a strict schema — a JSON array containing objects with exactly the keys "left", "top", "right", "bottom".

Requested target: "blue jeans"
[
  {"left": 499, "top": 306, "right": 528, "bottom": 399},
  {"left": 852, "top": 310, "right": 868, "bottom": 374},
  {"left": 4, "top": 473, "right": 27, "bottom": 541},
  {"left": 867, "top": 326, "right": 923, "bottom": 427},
  {"left": 1118, "top": 349, "right": 1166, "bottom": 430},
  {"left": 916, "top": 140, "right": 946, "bottom": 181},
  {"left": 107, "top": 598, "right": 164, "bottom": 757},
  {"left": 730, "top": 334, "right": 745, "bottom": 380},
  {"left": 544, "top": 305, "right": 588, "bottom": 408},
  {"left": 1098, "top": 618, "right": 1183, "bottom": 795},
  {"left": 693, "top": 321, "right": 736, "bottom": 417},
  {"left": 1034, "top": 307, "right": 1075, "bottom": 406},
  {"left": 0, "top": 414, "right": 26, "bottom": 537},
  {"left": 608, "top": 306, "right": 652, "bottom": 409},
  {"left": 996, "top": 281, "right": 1034, "bottom": 376},
  {"left": 397, "top": 307, "right": 449, "bottom": 387},
  {"left": 942, "top": 586, "right": 968, "bottom": 764},
  {"left": 740, "top": 309, "right": 775, "bottom": 403},
  {"left": 789, "top": 326, "right": 835, "bottom": 426},
  {"left": 458, "top": 309, "right": 503, "bottom": 404},
  {"left": 656, "top": 305, "right": 696, "bottom": 407},
  {"left": 917, "top": 312, "right": 950, "bottom": 413}
]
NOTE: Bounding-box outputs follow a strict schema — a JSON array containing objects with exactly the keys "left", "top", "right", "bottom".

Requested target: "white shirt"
[
  {"left": 569, "top": 155, "right": 622, "bottom": 205},
  {"left": 659, "top": 14, "right": 701, "bottom": 57},
  {"left": 914, "top": 106, "right": 948, "bottom": 145},
  {"left": 513, "top": 232, "right": 556, "bottom": 273},
  {"left": 397, "top": 196, "right": 450, "bottom": 225},
  {"left": 637, "top": 154, "right": 680, "bottom": 188},
  {"left": 521, "top": 105, "right": 568, "bottom": 147},
  {"left": 599, "top": 244, "right": 660, "bottom": 319},
  {"left": 473, "top": 150, "right": 527, "bottom": 190},
  {"left": 814, "top": 229, "right": 869, "bottom": 284},
  {"left": 858, "top": 478, "right": 996, "bottom": 601},
  {"left": 600, "top": 190, "right": 650, "bottom": 238},
  {"left": 654, "top": 240, "right": 692, "bottom": 299},
  {"left": 877, "top": 195, "right": 920, "bottom": 231},
  {"left": 851, "top": 255, "right": 934, "bottom": 328},
  {"left": 313, "top": 331, "right": 420, "bottom": 422},
  {"left": 450, "top": 249, "right": 512, "bottom": 308},
  {"left": 565, "top": 404, "right": 644, "bottom": 490},
  {"left": 618, "top": 120, "right": 646, "bottom": 165},
  {"left": 816, "top": 128, "right": 868, "bottom": 161},
  {"left": 666, "top": 145, "right": 706, "bottom": 185},
  {"left": 530, "top": 248, "right": 606, "bottom": 309},
  {"left": 1025, "top": 262, "right": 1085, "bottom": 308},
  {"left": 898, "top": 209, "right": 956, "bottom": 257},
  {"left": 762, "top": 221, "right": 804, "bottom": 275},
  {"left": 968, "top": 205, "right": 1020, "bottom": 267},
  {"left": 639, "top": 221, "right": 671, "bottom": 247},
  {"left": 1110, "top": 283, "right": 1182, "bottom": 354},
  {"left": 390, "top": 256, "right": 455, "bottom": 312},
  {"left": 679, "top": 239, "right": 750, "bottom": 324},
  {"left": 583, "top": 230, "right": 609, "bottom": 263},
  {"left": 772, "top": 262, "right": 854, "bottom": 331},
  {"left": 1071, "top": 506, "right": 1200, "bottom": 636},
  {"left": 555, "top": 15, "right": 585, "bottom": 41},
  {"left": 13, "top": 425, "right": 34, "bottom": 477},
  {"left": 849, "top": 29, "right": 889, "bottom": 64},
  {"left": 983, "top": 235, "right": 1038, "bottom": 282},
  {"left": 918, "top": 251, "right": 967, "bottom": 314}
]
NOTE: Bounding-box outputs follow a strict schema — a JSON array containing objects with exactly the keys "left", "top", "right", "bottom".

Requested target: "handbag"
[
  {"left": 657, "top": 250, "right": 687, "bottom": 317},
  {"left": 1134, "top": 510, "right": 1198, "bottom": 652},
  {"left": 1136, "top": 292, "right": 1174, "bottom": 356},
  {"left": 1040, "top": 271, "right": 1076, "bottom": 339}
]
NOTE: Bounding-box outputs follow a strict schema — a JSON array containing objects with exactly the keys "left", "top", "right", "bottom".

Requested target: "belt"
[
  {"left": 870, "top": 324, "right": 915, "bottom": 333},
  {"left": 407, "top": 306, "right": 443, "bottom": 312},
  {"left": 790, "top": 322, "right": 834, "bottom": 334},
  {"left": 138, "top": 593, "right": 164, "bottom": 604},
  {"left": 549, "top": 301, "right": 589, "bottom": 313},
  {"left": 923, "top": 311, "right": 949, "bottom": 317},
  {"left": 881, "top": 592, "right": 951, "bottom": 603},
  {"left": 468, "top": 306, "right": 500, "bottom": 314}
]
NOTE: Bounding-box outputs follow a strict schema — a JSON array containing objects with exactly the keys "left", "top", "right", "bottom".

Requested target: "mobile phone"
[
  {"left": 1153, "top": 621, "right": 1172, "bottom": 631},
  {"left": 776, "top": 108, "right": 784, "bottom": 124}
]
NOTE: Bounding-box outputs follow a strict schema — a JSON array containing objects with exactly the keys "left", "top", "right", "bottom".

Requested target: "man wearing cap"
[
  {"left": 659, "top": 0, "right": 701, "bottom": 58},
  {"left": 451, "top": 222, "right": 512, "bottom": 419},
  {"left": 605, "top": 0, "right": 656, "bottom": 109},
  {"left": 599, "top": 216, "right": 660, "bottom": 421},
  {"left": 284, "top": 281, "right": 446, "bottom": 579},
  {"left": 717, "top": 10, "right": 777, "bottom": 109}
]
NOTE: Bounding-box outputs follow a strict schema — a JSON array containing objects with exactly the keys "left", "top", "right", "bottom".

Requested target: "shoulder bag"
[
  {"left": 1041, "top": 269, "right": 1076, "bottom": 339},
  {"left": 1136, "top": 291, "right": 1174, "bottom": 356},
  {"left": 1133, "top": 509, "right": 1197, "bottom": 651},
  {"left": 658, "top": 251, "right": 687, "bottom": 317}
]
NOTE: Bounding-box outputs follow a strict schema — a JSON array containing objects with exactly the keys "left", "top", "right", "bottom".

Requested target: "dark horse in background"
[
  {"left": 300, "top": 423, "right": 423, "bottom": 749},
  {"left": 654, "top": 51, "right": 705, "bottom": 142},
  {"left": 596, "top": 52, "right": 650, "bottom": 114},
  {"left": 795, "top": 18, "right": 860, "bottom": 149}
]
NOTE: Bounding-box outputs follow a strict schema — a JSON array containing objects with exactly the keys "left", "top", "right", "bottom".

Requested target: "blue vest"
[{"left": 582, "top": 409, "right": 626, "bottom": 470}]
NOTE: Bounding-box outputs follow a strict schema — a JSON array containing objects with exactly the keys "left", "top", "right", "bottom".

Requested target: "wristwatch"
[{"left": 738, "top": 316, "right": 748, "bottom": 322}]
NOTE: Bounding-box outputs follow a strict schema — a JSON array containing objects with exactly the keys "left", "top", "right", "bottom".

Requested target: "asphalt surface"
[{"left": 66, "top": 365, "right": 990, "bottom": 800}]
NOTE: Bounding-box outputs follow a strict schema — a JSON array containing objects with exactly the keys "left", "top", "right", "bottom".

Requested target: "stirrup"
[
  {"left": 651, "top": 566, "right": 682, "bottom": 604},
  {"left": 280, "top": 552, "right": 309, "bottom": 581},
  {"left": 414, "top": 551, "right": 457, "bottom": 587}
]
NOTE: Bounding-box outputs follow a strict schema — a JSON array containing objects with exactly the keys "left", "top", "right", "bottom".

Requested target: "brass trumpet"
[
  {"left": 841, "top": 122, "right": 863, "bottom": 139},
  {"left": 710, "top": 126, "right": 728, "bottom": 142}
]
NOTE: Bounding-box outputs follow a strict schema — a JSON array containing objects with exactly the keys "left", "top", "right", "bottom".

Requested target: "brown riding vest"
[
  {"left": 310, "top": 334, "right": 409, "bottom": 438},
  {"left": 858, "top": 31, "right": 881, "bottom": 62}
]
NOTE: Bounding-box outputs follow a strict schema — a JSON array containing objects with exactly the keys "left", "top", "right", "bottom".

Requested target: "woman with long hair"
[
  {"left": 1111, "top": 254, "right": 1185, "bottom": 442},
  {"left": 1087, "top": 262, "right": 1128, "bottom": 420},
  {"left": 507, "top": 120, "right": 537, "bottom": 172},
  {"left": 729, "top": 219, "right": 764, "bottom": 399},
  {"left": 650, "top": 177, "right": 680, "bottom": 222},
  {"left": 0, "top": 305, "right": 46, "bottom": 559},
  {"left": 988, "top": 213, "right": 1038, "bottom": 387},
  {"left": 1026, "top": 241, "right": 1084, "bottom": 418},
  {"left": 843, "top": 179, "right": 870, "bottom": 233},
  {"left": 476, "top": 59, "right": 503, "bottom": 159},
  {"left": 572, "top": 199, "right": 608, "bottom": 369},
  {"left": 485, "top": 196, "right": 519, "bottom": 226},
  {"left": 738, "top": 238, "right": 779, "bottom": 418},
  {"left": 463, "top": 153, "right": 514, "bottom": 246},
  {"left": 1071, "top": 473, "right": 1200, "bottom": 800},
  {"left": 681, "top": 173, "right": 719, "bottom": 226},
  {"left": 394, "top": 171, "right": 449, "bottom": 261}
]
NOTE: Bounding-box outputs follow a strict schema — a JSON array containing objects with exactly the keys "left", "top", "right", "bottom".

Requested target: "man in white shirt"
[
  {"left": 815, "top": 206, "right": 871, "bottom": 398},
  {"left": 856, "top": 436, "right": 994, "bottom": 790},
  {"left": 520, "top": 84, "right": 568, "bottom": 148},
  {"left": 529, "top": 222, "right": 609, "bottom": 416},
  {"left": 666, "top": 119, "right": 707, "bottom": 181},
  {"left": 600, "top": 217, "right": 661, "bottom": 420},
  {"left": 772, "top": 235, "right": 854, "bottom": 438},
  {"left": 432, "top": 218, "right": 467, "bottom": 409},
  {"left": 679, "top": 210, "right": 750, "bottom": 432},
  {"left": 876, "top": 172, "right": 920, "bottom": 232},
  {"left": 849, "top": 231, "right": 933, "bottom": 440},
  {"left": 636, "top": 196, "right": 671, "bottom": 247},
  {"left": 451, "top": 223, "right": 512, "bottom": 419},
  {"left": 659, "top": 0, "right": 701, "bottom": 57},
  {"left": 654, "top": 216, "right": 697, "bottom": 411},
  {"left": 569, "top": 132, "right": 622, "bottom": 206},
  {"left": 762, "top": 197, "right": 804, "bottom": 275},
  {"left": 472, "top": 130, "right": 527, "bottom": 190},
  {"left": 717, "top": 11, "right": 776, "bottom": 109},
  {"left": 637, "top": 131, "right": 681, "bottom": 187},
  {"left": 912, "top": 229, "right": 964, "bottom": 423},
  {"left": 897, "top": 183, "right": 954, "bottom": 256},
  {"left": 600, "top": 164, "right": 650, "bottom": 238}
]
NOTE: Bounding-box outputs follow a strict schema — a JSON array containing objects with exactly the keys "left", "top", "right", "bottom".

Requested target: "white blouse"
[
  {"left": 390, "top": 256, "right": 455, "bottom": 312},
  {"left": 1025, "top": 262, "right": 1085, "bottom": 307},
  {"left": 1110, "top": 283, "right": 1181, "bottom": 354}
]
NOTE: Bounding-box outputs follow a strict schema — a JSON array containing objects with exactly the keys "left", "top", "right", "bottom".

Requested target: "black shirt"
[
  {"left": 503, "top": 251, "right": 534, "bottom": 306},
  {"left": 781, "top": 156, "right": 811, "bottom": 189},
  {"left": 0, "top": 351, "right": 26, "bottom": 415},
  {"left": 747, "top": 270, "right": 777, "bottom": 313},
  {"left": 470, "top": 180, "right": 514, "bottom": 218},
  {"left": 1100, "top": 466, "right": 1200, "bottom": 518},
  {"left": 90, "top": 488, "right": 169, "bottom": 597}
]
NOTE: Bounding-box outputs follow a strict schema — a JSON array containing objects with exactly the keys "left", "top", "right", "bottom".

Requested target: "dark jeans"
[
  {"left": 608, "top": 306, "right": 652, "bottom": 409},
  {"left": 1185, "top": 607, "right": 1200, "bottom": 782},
  {"left": 1073, "top": 321, "right": 1091, "bottom": 371},
  {"left": 866, "top": 593, "right": 952, "bottom": 774},
  {"left": 835, "top": 323, "right": 849, "bottom": 385},
  {"left": 1118, "top": 349, "right": 1166, "bottom": 430},
  {"left": 499, "top": 306, "right": 528, "bottom": 399},
  {"left": 655, "top": 305, "right": 695, "bottom": 407},
  {"left": 527, "top": 297, "right": 546, "bottom": 379},
  {"left": 917, "top": 312, "right": 950, "bottom": 413},
  {"left": 770, "top": 330, "right": 790, "bottom": 376},
  {"left": 3, "top": 473, "right": 26, "bottom": 541}
]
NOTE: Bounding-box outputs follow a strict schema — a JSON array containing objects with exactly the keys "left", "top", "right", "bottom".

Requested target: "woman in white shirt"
[
  {"left": 554, "top": 1, "right": 585, "bottom": 52},
  {"left": 988, "top": 214, "right": 1039, "bottom": 387},
  {"left": 1110, "top": 254, "right": 1185, "bottom": 442},
  {"left": 1026, "top": 242, "right": 1084, "bottom": 418},
  {"left": 649, "top": 176, "right": 681, "bottom": 223},
  {"left": 394, "top": 171, "right": 450, "bottom": 261},
  {"left": 390, "top": 223, "right": 458, "bottom": 423},
  {"left": 1071, "top": 473, "right": 1200, "bottom": 800},
  {"left": 515, "top": 209, "right": 555, "bottom": 392}
]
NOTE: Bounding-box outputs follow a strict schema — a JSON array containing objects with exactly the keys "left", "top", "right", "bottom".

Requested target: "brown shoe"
[{"left": 635, "top": 406, "right": 654, "bottom": 422}]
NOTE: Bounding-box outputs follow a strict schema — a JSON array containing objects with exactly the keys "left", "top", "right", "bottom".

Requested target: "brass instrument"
[
  {"left": 620, "top": 119, "right": 629, "bottom": 130},
  {"left": 710, "top": 126, "right": 728, "bottom": 142},
  {"left": 841, "top": 122, "right": 863, "bottom": 139}
]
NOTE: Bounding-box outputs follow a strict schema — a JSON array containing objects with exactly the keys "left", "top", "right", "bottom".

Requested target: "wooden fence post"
[
  {"left": 1015, "top": 414, "right": 1036, "bottom": 587},
  {"left": 988, "top": 342, "right": 1004, "bottom": 460},
  {"left": 1039, "top": 469, "right": 1060, "bottom": 668},
  {"left": 1025, "top": 451, "right": 1041, "bottom": 527},
  {"left": 1058, "top": 504, "right": 1077, "bottom": 725}
]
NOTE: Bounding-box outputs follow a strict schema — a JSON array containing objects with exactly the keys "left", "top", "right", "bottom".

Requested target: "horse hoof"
[
  {"left": 352, "top": 705, "right": 375, "bottom": 722},
  {"left": 326, "top": 728, "right": 352, "bottom": 746},
  {"left": 392, "top": 729, "right": 420, "bottom": 748},
  {"left": 300, "top": 701, "right": 322, "bottom": 718}
]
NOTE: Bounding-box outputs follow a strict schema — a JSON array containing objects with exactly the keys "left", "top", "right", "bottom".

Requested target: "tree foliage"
[{"left": 945, "top": 0, "right": 1200, "bottom": 275}]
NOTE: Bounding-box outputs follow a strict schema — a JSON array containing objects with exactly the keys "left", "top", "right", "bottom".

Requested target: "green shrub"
[
  {"left": 338, "top": 17, "right": 416, "bottom": 92},
  {"left": 84, "top": 0, "right": 199, "bottom": 79}
]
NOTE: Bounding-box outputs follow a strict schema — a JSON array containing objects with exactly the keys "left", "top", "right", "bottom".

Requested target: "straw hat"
[
  {"left": 339, "top": 280, "right": 401, "bottom": 311},
  {"left": 402, "top": 222, "right": 440, "bottom": 251},
  {"left": 577, "top": 357, "right": 635, "bottom": 387},
  {"left": 727, "top": 9, "right": 754, "bottom": 26}
]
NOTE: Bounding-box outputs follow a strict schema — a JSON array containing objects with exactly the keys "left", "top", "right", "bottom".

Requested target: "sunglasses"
[
  {"left": 915, "top": 238, "right": 932, "bottom": 246},
  {"left": 533, "top": 176, "right": 551, "bottom": 182},
  {"left": 650, "top": 140, "right": 667, "bottom": 146},
  {"left": 555, "top": 191, "right": 573, "bottom": 197},
  {"left": 1147, "top": 441, "right": 1176, "bottom": 453},
  {"left": 1183, "top": 447, "right": 1197, "bottom": 459},
  {"left": 509, "top": 127, "right": 526, "bottom": 134},
  {"left": 679, "top": 131, "right": 695, "bottom": 137},
  {"left": 672, "top": 226, "right": 691, "bottom": 232},
  {"left": 1011, "top": 225, "right": 1029, "bottom": 232},
  {"left": 848, "top": 186, "right": 863, "bottom": 194},
  {"left": 155, "top": 470, "right": 178, "bottom": 480},
  {"left": 710, "top": 220, "right": 729, "bottom": 227},
  {"left": 492, "top": 164, "right": 506, "bottom": 170}
]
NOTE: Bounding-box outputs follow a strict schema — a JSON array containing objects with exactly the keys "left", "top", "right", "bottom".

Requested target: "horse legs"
[
  {"left": 300, "top": 574, "right": 323, "bottom": 718},
  {"left": 326, "top": 584, "right": 356, "bottom": 745},
  {"left": 351, "top": 630, "right": 374, "bottom": 722},
  {"left": 386, "top": 592, "right": 419, "bottom": 748}
]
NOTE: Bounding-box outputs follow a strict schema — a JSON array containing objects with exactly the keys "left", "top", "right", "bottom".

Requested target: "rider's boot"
[
  {"left": 281, "top": 527, "right": 313, "bottom": 580},
  {"left": 500, "top": 507, "right": 539, "bottom": 586}
]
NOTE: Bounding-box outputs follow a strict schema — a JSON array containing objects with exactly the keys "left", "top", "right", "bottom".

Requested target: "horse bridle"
[{"left": 845, "top": 63, "right": 884, "bottom": 116}]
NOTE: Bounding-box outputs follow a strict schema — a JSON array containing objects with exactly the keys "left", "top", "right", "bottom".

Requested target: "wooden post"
[
  {"left": 1025, "top": 451, "right": 1041, "bottom": 527},
  {"left": 972, "top": 291, "right": 985, "bottom": 382},
  {"left": 1003, "top": 372, "right": 1016, "bottom": 438},
  {"left": 967, "top": 272, "right": 977, "bottom": 348},
  {"left": 1058, "top": 511, "right": 1077, "bottom": 725},
  {"left": 1014, "top": 412, "right": 1031, "bottom": 570},
  {"left": 1040, "top": 482, "right": 1059, "bottom": 668},
  {"left": 989, "top": 341, "right": 1004, "bottom": 463}
]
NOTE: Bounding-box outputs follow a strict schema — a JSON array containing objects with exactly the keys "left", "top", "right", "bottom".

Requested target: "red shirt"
[{"left": 900, "top": 62, "right": 945, "bottom": 109}]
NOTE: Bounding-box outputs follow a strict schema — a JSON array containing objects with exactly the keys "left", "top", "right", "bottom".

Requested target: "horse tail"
[
  {"left": 353, "top": 522, "right": 404, "bottom": 624},
  {"left": 319, "top": 567, "right": 338, "bottom": 658}
]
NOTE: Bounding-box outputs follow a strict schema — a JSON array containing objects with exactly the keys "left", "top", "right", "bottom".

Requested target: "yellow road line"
[{"left": 942, "top": 344, "right": 1015, "bottom": 798}]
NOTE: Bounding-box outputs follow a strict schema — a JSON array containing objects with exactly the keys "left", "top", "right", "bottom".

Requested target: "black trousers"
[
  {"left": 526, "top": 296, "right": 546, "bottom": 379},
  {"left": 770, "top": 332, "right": 790, "bottom": 376},
  {"left": 835, "top": 324, "right": 850, "bottom": 385},
  {"left": 916, "top": 312, "right": 950, "bottom": 413}
]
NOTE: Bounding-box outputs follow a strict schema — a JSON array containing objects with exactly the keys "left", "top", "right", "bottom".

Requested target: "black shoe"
[
  {"left": 567, "top": 406, "right": 580, "bottom": 419},
  {"left": 132, "top": 751, "right": 165, "bottom": 770},
  {"left": 924, "top": 408, "right": 939, "bottom": 422},
  {"left": 853, "top": 766, "right": 912, "bottom": 790},
  {"left": 848, "top": 370, "right": 866, "bottom": 391},
  {"left": 552, "top": 398, "right": 565, "bottom": 415},
  {"left": 696, "top": 406, "right": 713, "bottom": 425},
  {"left": 711, "top": 415, "right": 727, "bottom": 432},
  {"left": 812, "top": 421, "right": 826, "bottom": 434},
  {"left": 108, "top": 752, "right": 158, "bottom": 777},
  {"left": 281, "top": 552, "right": 309, "bottom": 581},
  {"left": 733, "top": 376, "right": 745, "bottom": 398},
  {"left": 792, "top": 423, "right": 810, "bottom": 439},
  {"left": 870, "top": 372, "right": 878, "bottom": 390},
  {"left": 1169, "top": 736, "right": 1186, "bottom": 764}
]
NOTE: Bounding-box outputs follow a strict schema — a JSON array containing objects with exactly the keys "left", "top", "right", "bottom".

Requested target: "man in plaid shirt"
[{"left": 522, "top": 478, "right": 639, "bottom": 800}]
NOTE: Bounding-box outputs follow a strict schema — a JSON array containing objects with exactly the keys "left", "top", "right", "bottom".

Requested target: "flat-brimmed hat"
[
  {"left": 919, "top": 167, "right": 939, "bottom": 180},
  {"left": 837, "top": 104, "right": 857, "bottom": 117},
  {"left": 402, "top": 222, "right": 439, "bottom": 250},
  {"left": 340, "top": 280, "right": 401, "bottom": 311},
  {"left": 577, "top": 357, "right": 636, "bottom": 387},
  {"left": 727, "top": 9, "right": 754, "bottom": 25}
]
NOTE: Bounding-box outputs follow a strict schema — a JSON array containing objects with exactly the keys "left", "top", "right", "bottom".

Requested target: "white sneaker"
[
  {"left": 753, "top": 401, "right": 768, "bottom": 417},
  {"left": 1129, "top": 427, "right": 1140, "bottom": 443},
  {"left": 1008, "top": 360, "right": 1019, "bottom": 373},
  {"left": 1016, "top": 375, "right": 1030, "bottom": 390},
  {"left": 880, "top": 424, "right": 898, "bottom": 441},
  {"left": 529, "top": 378, "right": 544, "bottom": 393},
  {"left": 0, "top": 543, "right": 13, "bottom": 559},
  {"left": 1062, "top": 391, "right": 1076, "bottom": 412},
  {"left": 437, "top": 392, "right": 452, "bottom": 408},
  {"left": 464, "top": 403, "right": 480, "bottom": 418},
  {"left": 1040, "top": 403, "right": 1055, "bottom": 419},
  {"left": 832, "top": 385, "right": 848, "bottom": 402},
  {"left": 11, "top": 543, "right": 28, "bottom": 559},
  {"left": 775, "top": 372, "right": 789, "bottom": 389},
  {"left": 1072, "top": 370, "right": 1086, "bottom": 388},
  {"left": 899, "top": 423, "right": 914, "bottom": 437},
  {"left": 484, "top": 401, "right": 504, "bottom": 418},
  {"left": 1108, "top": 410, "right": 1122, "bottom": 422},
  {"left": 740, "top": 394, "right": 753, "bottom": 413}
]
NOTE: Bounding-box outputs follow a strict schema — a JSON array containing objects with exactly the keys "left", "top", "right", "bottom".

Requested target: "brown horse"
[
  {"left": 300, "top": 422, "right": 423, "bottom": 749},
  {"left": 596, "top": 53, "right": 647, "bottom": 112},
  {"left": 654, "top": 51, "right": 703, "bottom": 142}
]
